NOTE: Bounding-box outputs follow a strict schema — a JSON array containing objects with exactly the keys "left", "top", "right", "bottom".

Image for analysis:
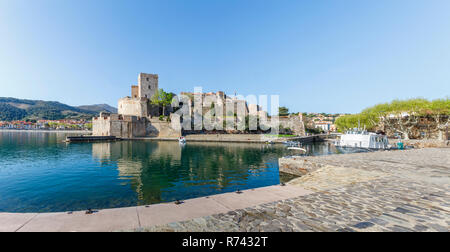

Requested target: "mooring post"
[{"left": 446, "top": 125, "right": 449, "bottom": 140}]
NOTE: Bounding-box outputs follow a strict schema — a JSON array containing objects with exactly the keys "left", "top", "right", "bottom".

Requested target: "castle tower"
[
  {"left": 138, "top": 73, "right": 158, "bottom": 99},
  {"left": 131, "top": 85, "right": 139, "bottom": 98}
]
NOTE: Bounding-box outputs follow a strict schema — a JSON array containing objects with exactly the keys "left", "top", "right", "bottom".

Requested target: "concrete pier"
[
  {"left": 65, "top": 136, "right": 121, "bottom": 142},
  {"left": 0, "top": 185, "right": 311, "bottom": 232}
]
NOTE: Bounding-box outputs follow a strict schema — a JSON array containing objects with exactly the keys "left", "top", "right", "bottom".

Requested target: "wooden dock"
[{"left": 65, "top": 136, "right": 121, "bottom": 143}]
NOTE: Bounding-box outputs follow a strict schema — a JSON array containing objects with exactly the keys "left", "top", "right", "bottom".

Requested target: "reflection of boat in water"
[
  {"left": 287, "top": 147, "right": 306, "bottom": 152},
  {"left": 283, "top": 141, "right": 301, "bottom": 147},
  {"left": 179, "top": 136, "right": 186, "bottom": 144},
  {"left": 334, "top": 129, "right": 389, "bottom": 150},
  {"left": 284, "top": 141, "right": 306, "bottom": 152}
]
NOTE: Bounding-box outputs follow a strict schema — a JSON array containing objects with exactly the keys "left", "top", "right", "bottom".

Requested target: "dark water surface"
[{"left": 0, "top": 131, "right": 355, "bottom": 213}]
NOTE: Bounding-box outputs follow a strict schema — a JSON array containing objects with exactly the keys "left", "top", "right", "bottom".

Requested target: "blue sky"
[{"left": 0, "top": 0, "right": 449, "bottom": 113}]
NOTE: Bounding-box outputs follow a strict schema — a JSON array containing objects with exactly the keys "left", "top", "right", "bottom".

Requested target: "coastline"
[
  {"left": 0, "top": 184, "right": 311, "bottom": 232},
  {"left": 0, "top": 129, "right": 92, "bottom": 134}
]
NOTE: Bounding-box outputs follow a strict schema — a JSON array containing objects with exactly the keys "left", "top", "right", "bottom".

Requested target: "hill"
[
  {"left": 0, "top": 97, "right": 98, "bottom": 121},
  {"left": 77, "top": 104, "right": 117, "bottom": 114}
]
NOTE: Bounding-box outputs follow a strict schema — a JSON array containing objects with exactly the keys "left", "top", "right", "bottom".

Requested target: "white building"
[{"left": 315, "top": 121, "right": 332, "bottom": 132}]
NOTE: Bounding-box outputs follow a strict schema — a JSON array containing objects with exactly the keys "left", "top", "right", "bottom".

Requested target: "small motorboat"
[{"left": 179, "top": 136, "right": 186, "bottom": 144}]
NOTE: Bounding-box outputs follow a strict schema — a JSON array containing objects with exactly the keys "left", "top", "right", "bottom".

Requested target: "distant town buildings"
[
  {"left": 0, "top": 119, "right": 91, "bottom": 130},
  {"left": 314, "top": 121, "right": 332, "bottom": 132},
  {"left": 303, "top": 112, "right": 346, "bottom": 133}
]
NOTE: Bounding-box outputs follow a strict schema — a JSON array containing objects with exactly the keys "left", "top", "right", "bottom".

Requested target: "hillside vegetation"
[
  {"left": 335, "top": 98, "right": 450, "bottom": 139},
  {"left": 77, "top": 104, "right": 117, "bottom": 114},
  {"left": 0, "top": 97, "right": 98, "bottom": 121}
]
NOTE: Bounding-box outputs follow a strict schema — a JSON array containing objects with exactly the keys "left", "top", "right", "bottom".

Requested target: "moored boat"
[{"left": 335, "top": 129, "right": 389, "bottom": 150}]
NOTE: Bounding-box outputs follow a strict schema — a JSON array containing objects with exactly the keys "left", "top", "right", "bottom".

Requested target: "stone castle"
[
  {"left": 93, "top": 73, "right": 305, "bottom": 138},
  {"left": 118, "top": 73, "right": 159, "bottom": 118},
  {"left": 93, "top": 73, "right": 181, "bottom": 138}
]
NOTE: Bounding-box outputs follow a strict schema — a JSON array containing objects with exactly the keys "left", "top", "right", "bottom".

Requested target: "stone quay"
[{"left": 138, "top": 148, "right": 449, "bottom": 232}]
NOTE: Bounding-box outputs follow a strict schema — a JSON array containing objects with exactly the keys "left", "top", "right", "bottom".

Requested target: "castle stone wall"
[
  {"left": 92, "top": 113, "right": 147, "bottom": 139},
  {"left": 278, "top": 114, "right": 306, "bottom": 136},
  {"left": 147, "top": 116, "right": 182, "bottom": 138},
  {"left": 92, "top": 113, "right": 112, "bottom": 136},
  {"left": 118, "top": 97, "right": 148, "bottom": 117},
  {"left": 131, "top": 85, "right": 139, "bottom": 98}
]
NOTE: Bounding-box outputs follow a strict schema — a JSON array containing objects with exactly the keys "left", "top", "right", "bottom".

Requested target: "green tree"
[
  {"left": 278, "top": 106, "right": 289, "bottom": 116},
  {"left": 335, "top": 98, "right": 450, "bottom": 139},
  {"left": 84, "top": 123, "right": 93, "bottom": 130},
  {"left": 150, "top": 89, "right": 174, "bottom": 116}
]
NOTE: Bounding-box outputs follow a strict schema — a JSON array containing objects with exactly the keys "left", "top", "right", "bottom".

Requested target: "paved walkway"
[
  {"left": 0, "top": 185, "right": 310, "bottom": 232},
  {"left": 139, "top": 148, "right": 450, "bottom": 232}
]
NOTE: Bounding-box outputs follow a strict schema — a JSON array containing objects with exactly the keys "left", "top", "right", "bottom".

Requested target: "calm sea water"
[{"left": 0, "top": 131, "right": 355, "bottom": 213}]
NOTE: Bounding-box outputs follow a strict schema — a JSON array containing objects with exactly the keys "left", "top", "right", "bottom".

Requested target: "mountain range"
[
  {"left": 0, "top": 97, "right": 117, "bottom": 121},
  {"left": 77, "top": 104, "right": 118, "bottom": 114}
]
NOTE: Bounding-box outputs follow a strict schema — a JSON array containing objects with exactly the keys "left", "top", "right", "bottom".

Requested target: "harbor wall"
[
  {"left": 147, "top": 120, "right": 181, "bottom": 138},
  {"left": 185, "top": 134, "right": 265, "bottom": 143},
  {"left": 92, "top": 113, "right": 147, "bottom": 138}
]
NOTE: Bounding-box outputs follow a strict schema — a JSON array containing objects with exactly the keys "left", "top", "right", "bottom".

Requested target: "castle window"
[{"left": 146, "top": 78, "right": 149, "bottom": 81}]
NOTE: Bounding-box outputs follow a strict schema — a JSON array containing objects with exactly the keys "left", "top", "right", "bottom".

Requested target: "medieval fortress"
[{"left": 93, "top": 73, "right": 305, "bottom": 139}]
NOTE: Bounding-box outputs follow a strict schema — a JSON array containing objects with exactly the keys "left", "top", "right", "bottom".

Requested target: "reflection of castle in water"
[
  {"left": 92, "top": 141, "right": 181, "bottom": 202},
  {"left": 91, "top": 141, "right": 284, "bottom": 204}
]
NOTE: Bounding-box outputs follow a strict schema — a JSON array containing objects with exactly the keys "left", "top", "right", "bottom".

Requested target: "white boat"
[
  {"left": 179, "top": 136, "right": 186, "bottom": 144},
  {"left": 335, "top": 128, "right": 389, "bottom": 149}
]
